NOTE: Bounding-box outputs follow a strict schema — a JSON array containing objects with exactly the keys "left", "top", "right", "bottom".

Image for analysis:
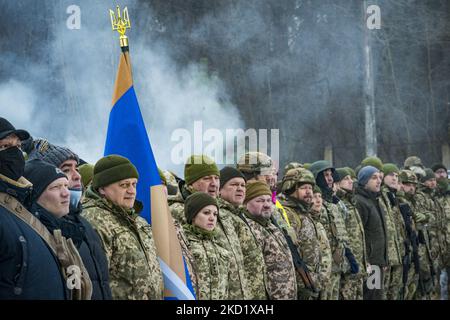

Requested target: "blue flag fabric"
[{"left": 104, "top": 50, "right": 195, "bottom": 300}]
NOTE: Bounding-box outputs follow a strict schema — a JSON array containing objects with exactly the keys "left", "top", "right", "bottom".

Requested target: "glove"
[
  {"left": 344, "top": 247, "right": 359, "bottom": 274},
  {"left": 414, "top": 212, "right": 428, "bottom": 224}
]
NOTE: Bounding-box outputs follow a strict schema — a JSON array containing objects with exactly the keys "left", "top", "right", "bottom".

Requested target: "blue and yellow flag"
[{"left": 104, "top": 48, "right": 195, "bottom": 300}]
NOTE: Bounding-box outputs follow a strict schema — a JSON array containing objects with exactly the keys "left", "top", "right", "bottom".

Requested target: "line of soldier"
[{"left": 1, "top": 116, "right": 449, "bottom": 300}]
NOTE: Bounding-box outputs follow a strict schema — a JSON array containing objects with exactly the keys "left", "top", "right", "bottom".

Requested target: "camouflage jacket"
[
  {"left": 183, "top": 224, "right": 233, "bottom": 300},
  {"left": 222, "top": 203, "right": 268, "bottom": 300},
  {"left": 168, "top": 183, "right": 192, "bottom": 224},
  {"left": 310, "top": 208, "right": 332, "bottom": 289},
  {"left": 81, "top": 187, "right": 163, "bottom": 300},
  {"left": 243, "top": 210, "right": 297, "bottom": 300},
  {"left": 216, "top": 198, "right": 251, "bottom": 299},
  {"left": 415, "top": 187, "right": 444, "bottom": 266},
  {"left": 337, "top": 190, "right": 367, "bottom": 274},
  {"left": 379, "top": 186, "right": 404, "bottom": 266},
  {"left": 320, "top": 199, "right": 349, "bottom": 273},
  {"left": 434, "top": 191, "right": 450, "bottom": 267},
  {"left": 280, "top": 196, "right": 321, "bottom": 293}
]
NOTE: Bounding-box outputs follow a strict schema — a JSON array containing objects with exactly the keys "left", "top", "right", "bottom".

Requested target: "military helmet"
[
  {"left": 281, "top": 168, "right": 315, "bottom": 194},
  {"left": 309, "top": 160, "right": 334, "bottom": 179},
  {"left": 399, "top": 170, "right": 418, "bottom": 185},
  {"left": 237, "top": 152, "right": 274, "bottom": 175},
  {"left": 420, "top": 168, "right": 436, "bottom": 183},
  {"left": 284, "top": 162, "right": 303, "bottom": 175},
  {"left": 404, "top": 156, "right": 424, "bottom": 169}
]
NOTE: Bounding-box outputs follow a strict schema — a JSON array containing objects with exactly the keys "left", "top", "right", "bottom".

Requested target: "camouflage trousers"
[
  {"left": 340, "top": 273, "right": 364, "bottom": 300},
  {"left": 384, "top": 265, "right": 402, "bottom": 300},
  {"left": 403, "top": 267, "right": 418, "bottom": 300},
  {"left": 322, "top": 272, "right": 341, "bottom": 300}
]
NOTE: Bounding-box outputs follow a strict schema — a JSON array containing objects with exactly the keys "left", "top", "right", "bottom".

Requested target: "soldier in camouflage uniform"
[
  {"left": 379, "top": 164, "right": 405, "bottom": 300},
  {"left": 309, "top": 160, "right": 352, "bottom": 300},
  {"left": 183, "top": 192, "right": 234, "bottom": 300},
  {"left": 433, "top": 171, "right": 450, "bottom": 300},
  {"left": 397, "top": 170, "right": 421, "bottom": 300},
  {"left": 399, "top": 169, "right": 435, "bottom": 299},
  {"left": 279, "top": 167, "right": 322, "bottom": 299},
  {"left": 237, "top": 152, "right": 291, "bottom": 231},
  {"left": 243, "top": 181, "right": 297, "bottom": 300},
  {"left": 82, "top": 155, "right": 163, "bottom": 300},
  {"left": 310, "top": 186, "right": 332, "bottom": 300},
  {"left": 415, "top": 168, "right": 444, "bottom": 299},
  {"left": 169, "top": 155, "right": 262, "bottom": 299},
  {"left": 218, "top": 166, "right": 267, "bottom": 299},
  {"left": 335, "top": 168, "right": 367, "bottom": 300}
]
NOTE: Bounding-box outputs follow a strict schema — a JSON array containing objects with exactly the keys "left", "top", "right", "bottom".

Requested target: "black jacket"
[
  {"left": 68, "top": 204, "right": 112, "bottom": 300},
  {"left": 28, "top": 202, "right": 112, "bottom": 300},
  {"left": 354, "top": 186, "right": 388, "bottom": 267},
  {"left": 0, "top": 177, "right": 67, "bottom": 299}
]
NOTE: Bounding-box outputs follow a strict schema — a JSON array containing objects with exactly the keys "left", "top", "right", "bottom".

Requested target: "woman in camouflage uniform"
[{"left": 183, "top": 192, "right": 235, "bottom": 300}]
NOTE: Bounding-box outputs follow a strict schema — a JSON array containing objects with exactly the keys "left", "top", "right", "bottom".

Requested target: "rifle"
[
  {"left": 271, "top": 217, "right": 318, "bottom": 295},
  {"left": 399, "top": 203, "right": 421, "bottom": 299},
  {"left": 418, "top": 228, "right": 437, "bottom": 288}
]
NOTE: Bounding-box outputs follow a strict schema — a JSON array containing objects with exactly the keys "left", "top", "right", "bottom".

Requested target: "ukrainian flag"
[{"left": 104, "top": 46, "right": 195, "bottom": 300}]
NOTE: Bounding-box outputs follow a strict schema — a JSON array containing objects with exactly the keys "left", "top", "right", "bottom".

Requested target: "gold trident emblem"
[{"left": 109, "top": 5, "right": 131, "bottom": 48}]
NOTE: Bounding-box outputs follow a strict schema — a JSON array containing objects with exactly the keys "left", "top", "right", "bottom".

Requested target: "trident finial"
[{"left": 110, "top": 5, "right": 131, "bottom": 48}]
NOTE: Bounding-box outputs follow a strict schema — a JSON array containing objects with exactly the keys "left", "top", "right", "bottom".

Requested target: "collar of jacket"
[
  {"left": 282, "top": 195, "right": 311, "bottom": 212},
  {"left": 83, "top": 185, "right": 138, "bottom": 220},
  {"left": 179, "top": 180, "right": 194, "bottom": 201},
  {"left": 355, "top": 185, "right": 380, "bottom": 200},
  {"left": 0, "top": 173, "right": 33, "bottom": 206},
  {"left": 309, "top": 209, "right": 323, "bottom": 221},
  {"left": 418, "top": 185, "right": 434, "bottom": 195},
  {"left": 184, "top": 223, "right": 218, "bottom": 240},
  {"left": 30, "top": 202, "right": 85, "bottom": 248},
  {"left": 217, "top": 197, "right": 238, "bottom": 212},
  {"left": 339, "top": 188, "right": 356, "bottom": 205},
  {"left": 320, "top": 186, "right": 334, "bottom": 203},
  {"left": 381, "top": 184, "right": 397, "bottom": 194},
  {"left": 243, "top": 209, "right": 270, "bottom": 227}
]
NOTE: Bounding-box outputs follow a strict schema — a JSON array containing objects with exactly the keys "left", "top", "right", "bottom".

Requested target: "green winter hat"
[
  {"left": 344, "top": 167, "right": 356, "bottom": 179},
  {"left": 336, "top": 168, "right": 351, "bottom": 182},
  {"left": 184, "top": 155, "right": 220, "bottom": 186},
  {"left": 184, "top": 192, "right": 219, "bottom": 224},
  {"left": 382, "top": 163, "right": 400, "bottom": 176},
  {"left": 92, "top": 155, "right": 139, "bottom": 190},
  {"left": 78, "top": 163, "right": 94, "bottom": 188},
  {"left": 244, "top": 181, "right": 272, "bottom": 204},
  {"left": 313, "top": 185, "right": 322, "bottom": 194},
  {"left": 361, "top": 156, "right": 383, "bottom": 171}
]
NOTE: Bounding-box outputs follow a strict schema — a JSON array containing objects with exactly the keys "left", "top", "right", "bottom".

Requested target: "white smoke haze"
[
  {"left": 0, "top": 0, "right": 244, "bottom": 176},
  {"left": 0, "top": 80, "right": 37, "bottom": 130}
]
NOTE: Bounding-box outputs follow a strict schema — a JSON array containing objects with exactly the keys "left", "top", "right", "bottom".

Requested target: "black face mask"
[{"left": 0, "top": 147, "right": 25, "bottom": 181}]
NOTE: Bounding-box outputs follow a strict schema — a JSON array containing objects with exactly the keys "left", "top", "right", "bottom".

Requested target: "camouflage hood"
[{"left": 280, "top": 195, "right": 312, "bottom": 212}]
